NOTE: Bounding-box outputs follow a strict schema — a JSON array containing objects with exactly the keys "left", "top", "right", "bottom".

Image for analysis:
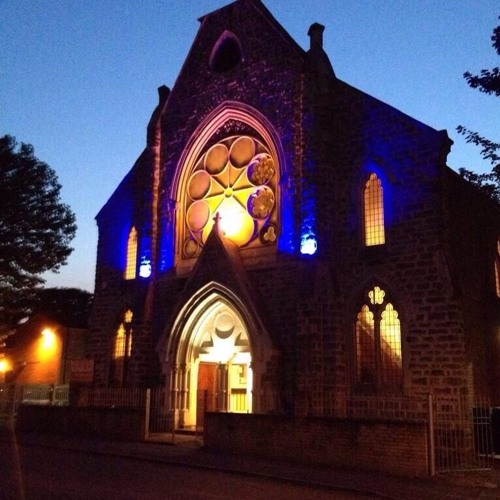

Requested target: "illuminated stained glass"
[
  {"left": 114, "top": 324, "right": 126, "bottom": 359},
  {"left": 368, "top": 286, "right": 385, "bottom": 305},
  {"left": 356, "top": 305, "right": 376, "bottom": 385},
  {"left": 124, "top": 227, "right": 138, "bottom": 280},
  {"left": 380, "top": 303, "right": 402, "bottom": 385},
  {"left": 364, "top": 173, "right": 385, "bottom": 246},
  {"left": 355, "top": 287, "right": 402, "bottom": 391},
  {"left": 182, "top": 135, "right": 277, "bottom": 258},
  {"left": 112, "top": 310, "right": 133, "bottom": 385}
]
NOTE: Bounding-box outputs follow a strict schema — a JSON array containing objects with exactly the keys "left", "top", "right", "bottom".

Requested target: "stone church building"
[{"left": 88, "top": 0, "right": 500, "bottom": 438}]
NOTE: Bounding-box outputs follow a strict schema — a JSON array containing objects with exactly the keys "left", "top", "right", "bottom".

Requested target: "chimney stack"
[{"left": 308, "top": 22, "right": 325, "bottom": 51}]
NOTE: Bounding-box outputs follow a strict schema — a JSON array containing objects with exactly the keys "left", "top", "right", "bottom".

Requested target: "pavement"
[{"left": 5, "top": 428, "right": 500, "bottom": 499}]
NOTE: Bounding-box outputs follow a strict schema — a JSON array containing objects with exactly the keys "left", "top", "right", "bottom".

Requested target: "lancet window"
[
  {"left": 363, "top": 173, "right": 385, "bottom": 246},
  {"left": 124, "top": 226, "right": 138, "bottom": 280},
  {"left": 111, "top": 309, "right": 133, "bottom": 386},
  {"left": 355, "top": 286, "right": 402, "bottom": 392}
]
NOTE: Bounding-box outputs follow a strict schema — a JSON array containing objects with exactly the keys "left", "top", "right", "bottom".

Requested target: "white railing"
[{"left": 0, "top": 383, "right": 69, "bottom": 420}]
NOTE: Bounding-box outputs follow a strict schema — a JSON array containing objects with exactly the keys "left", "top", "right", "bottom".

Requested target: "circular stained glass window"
[{"left": 183, "top": 135, "right": 277, "bottom": 258}]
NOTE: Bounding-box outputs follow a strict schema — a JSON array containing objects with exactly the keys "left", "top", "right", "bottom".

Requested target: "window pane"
[
  {"left": 114, "top": 324, "right": 126, "bottom": 359},
  {"left": 113, "top": 324, "right": 125, "bottom": 384},
  {"left": 364, "top": 173, "right": 385, "bottom": 246},
  {"left": 356, "top": 305, "right": 376, "bottom": 386},
  {"left": 112, "top": 317, "right": 133, "bottom": 385},
  {"left": 380, "top": 303, "right": 402, "bottom": 385},
  {"left": 125, "top": 227, "right": 138, "bottom": 280},
  {"left": 368, "top": 286, "right": 385, "bottom": 305}
]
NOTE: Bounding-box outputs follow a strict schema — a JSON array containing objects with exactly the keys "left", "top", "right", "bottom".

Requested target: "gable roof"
[{"left": 198, "top": 0, "right": 305, "bottom": 57}]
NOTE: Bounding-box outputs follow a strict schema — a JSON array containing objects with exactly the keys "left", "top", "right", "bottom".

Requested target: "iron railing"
[{"left": 1, "top": 384, "right": 494, "bottom": 474}]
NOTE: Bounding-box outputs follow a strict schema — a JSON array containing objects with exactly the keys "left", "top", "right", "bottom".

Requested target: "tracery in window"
[
  {"left": 111, "top": 309, "right": 133, "bottom": 386},
  {"left": 124, "top": 227, "right": 137, "bottom": 280},
  {"left": 182, "top": 135, "right": 277, "bottom": 258},
  {"left": 364, "top": 173, "right": 385, "bottom": 246},
  {"left": 355, "top": 286, "right": 402, "bottom": 391}
]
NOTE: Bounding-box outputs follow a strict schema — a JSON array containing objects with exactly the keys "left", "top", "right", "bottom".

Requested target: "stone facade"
[{"left": 88, "top": 0, "right": 500, "bottom": 425}]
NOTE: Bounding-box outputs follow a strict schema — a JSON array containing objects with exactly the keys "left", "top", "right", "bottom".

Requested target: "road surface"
[{"left": 0, "top": 432, "right": 377, "bottom": 499}]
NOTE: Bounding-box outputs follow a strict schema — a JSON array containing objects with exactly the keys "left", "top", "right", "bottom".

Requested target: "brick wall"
[
  {"left": 17, "top": 405, "right": 146, "bottom": 442},
  {"left": 204, "top": 412, "right": 429, "bottom": 477}
]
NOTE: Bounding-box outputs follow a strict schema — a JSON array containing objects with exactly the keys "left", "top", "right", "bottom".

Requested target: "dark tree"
[
  {"left": 34, "top": 287, "right": 93, "bottom": 329},
  {"left": 457, "top": 17, "right": 500, "bottom": 203},
  {"left": 0, "top": 135, "right": 77, "bottom": 337}
]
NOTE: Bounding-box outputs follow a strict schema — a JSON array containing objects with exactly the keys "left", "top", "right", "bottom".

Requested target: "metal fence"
[
  {"left": 74, "top": 387, "right": 149, "bottom": 408},
  {"left": 1, "top": 384, "right": 495, "bottom": 474},
  {"left": 433, "top": 395, "right": 494, "bottom": 472},
  {"left": 0, "top": 383, "right": 69, "bottom": 421},
  {"left": 74, "top": 386, "right": 170, "bottom": 438},
  {"left": 345, "top": 393, "right": 429, "bottom": 422},
  {"left": 289, "top": 391, "right": 495, "bottom": 474},
  {"left": 341, "top": 393, "right": 494, "bottom": 473}
]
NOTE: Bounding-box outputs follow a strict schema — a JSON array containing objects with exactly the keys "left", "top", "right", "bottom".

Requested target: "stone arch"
[{"left": 164, "top": 282, "right": 269, "bottom": 429}]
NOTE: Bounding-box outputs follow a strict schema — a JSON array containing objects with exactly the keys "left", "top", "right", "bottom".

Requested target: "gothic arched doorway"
[{"left": 167, "top": 288, "right": 256, "bottom": 430}]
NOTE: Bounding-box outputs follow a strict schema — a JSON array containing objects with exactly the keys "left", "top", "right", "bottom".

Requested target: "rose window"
[{"left": 183, "top": 135, "right": 277, "bottom": 258}]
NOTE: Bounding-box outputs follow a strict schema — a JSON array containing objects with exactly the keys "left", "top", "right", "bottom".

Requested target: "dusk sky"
[{"left": 1, "top": 0, "right": 498, "bottom": 292}]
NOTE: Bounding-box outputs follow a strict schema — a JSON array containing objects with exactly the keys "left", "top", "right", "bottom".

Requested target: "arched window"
[
  {"left": 355, "top": 286, "right": 402, "bottom": 391},
  {"left": 495, "top": 237, "right": 500, "bottom": 298},
  {"left": 209, "top": 31, "right": 242, "bottom": 73},
  {"left": 111, "top": 309, "right": 133, "bottom": 386},
  {"left": 363, "top": 173, "right": 385, "bottom": 246},
  {"left": 124, "top": 227, "right": 137, "bottom": 280},
  {"left": 181, "top": 135, "right": 278, "bottom": 259}
]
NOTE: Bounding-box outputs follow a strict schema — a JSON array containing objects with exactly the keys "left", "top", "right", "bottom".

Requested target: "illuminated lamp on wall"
[
  {"left": 38, "top": 327, "right": 58, "bottom": 363},
  {"left": 139, "top": 258, "right": 152, "bottom": 278},
  {"left": 300, "top": 233, "right": 318, "bottom": 256},
  {"left": 41, "top": 328, "right": 56, "bottom": 349}
]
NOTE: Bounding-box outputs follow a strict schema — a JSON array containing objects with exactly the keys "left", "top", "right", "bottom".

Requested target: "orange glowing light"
[
  {"left": 41, "top": 328, "right": 56, "bottom": 349},
  {"left": 0, "top": 358, "right": 11, "bottom": 373},
  {"left": 217, "top": 198, "right": 255, "bottom": 246},
  {"left": 182, "top": 134, "right": 277, "bottom": 258}
]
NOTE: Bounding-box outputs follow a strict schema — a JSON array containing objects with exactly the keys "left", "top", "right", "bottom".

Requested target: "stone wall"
[{"left": 17, "top": 405, "right": 146, "bottom": 442}]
